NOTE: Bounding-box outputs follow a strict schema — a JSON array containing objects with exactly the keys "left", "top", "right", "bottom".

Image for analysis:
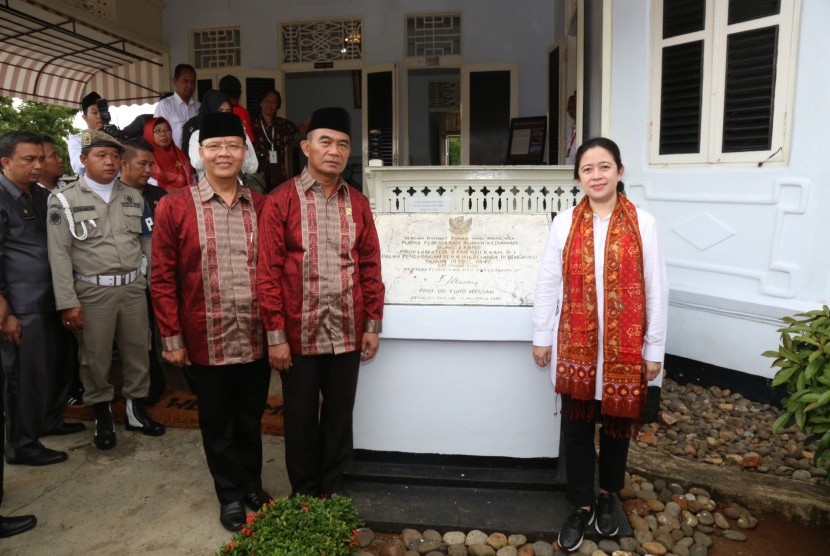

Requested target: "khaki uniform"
[{"left": 46, "top": 177, "right": 151, "bottom": 405}]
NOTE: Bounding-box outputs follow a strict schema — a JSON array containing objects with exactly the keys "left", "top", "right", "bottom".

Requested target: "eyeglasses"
[
  {"left": 153, "top": 128, "right": 172, "bottom": 135},
  {"left": 201, "top": 142, "right": 246, "bottom": 153}
]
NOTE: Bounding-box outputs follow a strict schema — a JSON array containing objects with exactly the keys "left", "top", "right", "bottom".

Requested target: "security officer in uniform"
[{"left": 46, "top": 130, "right": 165, "bottom": 450}]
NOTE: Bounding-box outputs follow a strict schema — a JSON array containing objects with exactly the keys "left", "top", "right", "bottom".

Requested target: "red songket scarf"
[
  {"left": 143, "top": 117, "right": 194, "bottom": 191},
  {"left": 555, "top": 194, "right": 646, "bottom": 438}
]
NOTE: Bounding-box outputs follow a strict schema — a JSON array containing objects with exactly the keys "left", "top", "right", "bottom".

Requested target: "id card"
[{"left": 269, "top": 149, "right": 278, "bottom": 164}]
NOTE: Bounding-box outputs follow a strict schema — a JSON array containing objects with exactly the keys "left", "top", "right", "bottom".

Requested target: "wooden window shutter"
[
  {"left": 728, "top": 0, "right": 781, "bottom": 25},
  {"left": 663, "top": 0, "right": 705, "bottom": 39},
  {"left": 659, "top": 40, "right": 704, "bottom": 155},
  {"left": 245, "top": 77, "right": 276, "bottom": 115},
  {"left": 722, "top": 26, "right": 778, "bottom": 152}
]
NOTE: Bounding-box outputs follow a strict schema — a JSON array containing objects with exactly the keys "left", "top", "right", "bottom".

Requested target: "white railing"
[{"left": 364, "top": 165, "right": 581, "bottom": 217}]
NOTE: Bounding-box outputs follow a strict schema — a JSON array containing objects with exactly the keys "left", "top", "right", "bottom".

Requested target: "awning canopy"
[{"left": 0, "top": 0, "right": 165, "bottom": 108}]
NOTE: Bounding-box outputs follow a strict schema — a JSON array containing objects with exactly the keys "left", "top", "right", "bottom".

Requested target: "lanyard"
[{"left": 260, "top": 117, "right": 275, "bottom": 150}]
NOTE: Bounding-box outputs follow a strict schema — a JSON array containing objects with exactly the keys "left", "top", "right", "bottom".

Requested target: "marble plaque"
[{"left": 376, "top": 213, "right": 549, "bottom": 306}]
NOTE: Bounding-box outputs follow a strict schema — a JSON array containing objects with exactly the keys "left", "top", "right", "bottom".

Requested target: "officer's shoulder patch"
[{"left": 49, "top": 210, "right": 61, "bottom": 225}]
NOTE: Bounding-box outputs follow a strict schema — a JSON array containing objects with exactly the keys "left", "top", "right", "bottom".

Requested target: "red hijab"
[{"left": 143, "top": 117, "right": 194, "bottom": 190}]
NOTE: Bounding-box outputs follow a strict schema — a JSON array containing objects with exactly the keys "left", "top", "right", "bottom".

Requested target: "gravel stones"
[
  {"left": 487, "top": 532, "right": 508, "bottom": 550},
  {"left": 722, "top": 529, "right": 748, "bottom": 541},
  {"left": 531, "top": 540, "right": 554, "bottom": 556},
  {"left": 357, "top": 527, "right": 375, "bottom": 547},
  {"left": 641, "top": 379, "right": 829, "bottom": 482},
  {"left": 468, "top": 545, "right": 496, "bottom": 556},
  {"left": 508, "top": 534, "right": 527, "bottom": 547},
  {"left": 466, "top": 530, "right": 488, "bottom": 546},
  {"left": 444, "top": 531, "right": 467, "bottom": 545}
]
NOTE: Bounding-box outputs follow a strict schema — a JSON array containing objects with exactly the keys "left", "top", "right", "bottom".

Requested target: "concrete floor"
[{"left": 1, "top": 425, "right": 290, "bottom": 555}]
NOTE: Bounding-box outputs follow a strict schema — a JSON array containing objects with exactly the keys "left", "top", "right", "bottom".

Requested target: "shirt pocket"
[
  {"left": 71, "top": 208, "right": 102, "bottom": 238},
  {"left": 122, "top": 205, "right": 144, "bottom": 234}
]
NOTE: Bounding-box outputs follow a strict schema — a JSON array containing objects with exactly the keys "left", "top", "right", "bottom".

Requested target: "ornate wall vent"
[
  {"left": 192, "top": 26, "right": 241, "bottom": 69},
  {"left": 281, "top": 18, "right": 363, "bottom": 64},
  {"left": 406, "top": 14, "right": 461, "bottom": 57}
]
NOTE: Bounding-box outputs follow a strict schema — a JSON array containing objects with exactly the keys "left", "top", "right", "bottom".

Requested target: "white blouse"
[{"left": 532, "top": 203, "right": 669, "bottom": 399}]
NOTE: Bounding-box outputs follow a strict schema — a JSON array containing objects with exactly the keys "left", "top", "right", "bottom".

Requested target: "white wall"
[
  {"left": 609, "top": 0, "right": 830, "bottom": 378},
  {"left": 161, "top": 0, "right": 555, "bottom": 119}
]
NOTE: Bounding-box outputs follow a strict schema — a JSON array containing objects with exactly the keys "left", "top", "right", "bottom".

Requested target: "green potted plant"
[
  {"left": 219, "top": 495, "right": 362, "bottom": 555},
  {"left": 764, "top": 305, "right": 830, "bottom": 479}
]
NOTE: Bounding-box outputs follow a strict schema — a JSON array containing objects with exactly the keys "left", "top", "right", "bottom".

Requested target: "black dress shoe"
[
  {"left": 5, "top": 447, "right": 68, "bottom": 466},
  {"left": 219, "top": 501, "right": 245, "bottom": 532},
  {"left": 93, "top": 402, "right": 117, "bottom": 450},
  {"left": 244, "top": 489, "right": 273, "bottom": 511},
  {"left": 125, "top": 399, "right": 165, "bottom": 436},
  {"left": 43, "top": 422, "right": 86, "bottom": 436},
  {"left": 0, "top": 514, "right": 37, "bottom": 538}
]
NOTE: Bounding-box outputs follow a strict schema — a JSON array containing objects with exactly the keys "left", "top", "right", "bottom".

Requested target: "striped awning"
[{"left": 0, "top": 0, "right": 165, "bottom": 108}]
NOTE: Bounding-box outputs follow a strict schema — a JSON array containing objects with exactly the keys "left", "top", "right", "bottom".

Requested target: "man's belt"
[{"left": 73, "top": 269, "right": 140, "bottom": 287}]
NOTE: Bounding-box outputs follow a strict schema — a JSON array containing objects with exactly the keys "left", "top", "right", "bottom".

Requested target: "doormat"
[{"left": 64, "top": 390, "right": 285, "bottom": 436}]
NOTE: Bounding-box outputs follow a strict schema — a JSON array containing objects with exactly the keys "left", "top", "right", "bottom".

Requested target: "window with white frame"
[{"left": 651, "top": 0, "right": 799, "bottom": 165}]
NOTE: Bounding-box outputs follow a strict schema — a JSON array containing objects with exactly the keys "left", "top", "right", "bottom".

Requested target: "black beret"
[
  {"left": 200, "top": 112, "right": 245, "bottom": 143},
  {"left": 81, "top": 91, "right": 101, "bottom": 113},
  {"left": 307, "top": 107, "right": 351, "bottom": 137}
]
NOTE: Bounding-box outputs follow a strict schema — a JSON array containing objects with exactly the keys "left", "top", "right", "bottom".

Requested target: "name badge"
[{"left": 269, "top": 149, "right": 278, "bottom": 164}]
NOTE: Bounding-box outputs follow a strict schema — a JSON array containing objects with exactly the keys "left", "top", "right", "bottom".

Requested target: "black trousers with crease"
[
  {"left": 280, "top": 350, "right": 361, "bottom": 496},
  {"left": 186, "top": 359, "right": 270, "bottom": 504}
]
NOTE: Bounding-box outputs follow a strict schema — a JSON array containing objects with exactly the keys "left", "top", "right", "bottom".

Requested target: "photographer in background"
[{"left": 68, "top": 92, "right": 125, "bottom": 176}]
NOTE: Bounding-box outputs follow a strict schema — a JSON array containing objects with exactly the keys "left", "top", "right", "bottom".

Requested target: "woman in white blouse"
[{"left": 532, "top": 137, "right": 668, "bottom": 552}]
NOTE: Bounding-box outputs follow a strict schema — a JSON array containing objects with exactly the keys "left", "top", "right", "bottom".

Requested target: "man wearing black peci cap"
[
  {"left": 151, "top": 112, "right": 271, "bottom": 532},
  {"left": 257, "top": 107, "right": 385, "bottom": 497}
]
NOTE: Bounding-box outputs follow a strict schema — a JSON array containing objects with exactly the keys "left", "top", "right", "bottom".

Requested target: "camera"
[{"left": 95, "top": 98, "right": 111, "bottom": 125}]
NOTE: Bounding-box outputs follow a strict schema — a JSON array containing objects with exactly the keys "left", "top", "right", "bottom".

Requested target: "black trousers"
[
  {"left": 144, "top": 289, "right": 165, "bottom": 398},
  {"left": 280, "top": 351, "right": 361, "bottom": 496},
  {"left": 186, "top": 359, "right": 270, "bottom": 504},
  {"left": 2, "top": 312, "right": 72, "bottom": 459},
  {"left": 562, "top": 399, "right": 631, "bottom": 508}
]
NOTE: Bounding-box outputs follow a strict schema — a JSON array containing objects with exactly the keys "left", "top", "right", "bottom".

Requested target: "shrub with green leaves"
[
  {"left": 219, "top": 495, "right": 362, "bottom": 555},
  {"left": 764, "top": 305, "right": 830, "bottom": 479}
]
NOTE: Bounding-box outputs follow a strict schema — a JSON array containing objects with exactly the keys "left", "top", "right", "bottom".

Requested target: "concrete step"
[{"left": 342, "top": 450, "right": 631, "bottom": 542}]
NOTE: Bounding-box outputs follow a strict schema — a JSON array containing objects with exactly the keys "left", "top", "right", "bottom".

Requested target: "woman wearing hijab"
[
  {"left": 142, "top": 117, "right": 195, "bottom": 191},
  {"left": 184, "top": 89, "right": 258, "bottom": 181}
]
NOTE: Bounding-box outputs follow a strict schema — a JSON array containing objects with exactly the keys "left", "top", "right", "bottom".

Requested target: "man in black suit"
[
  {"left": 0, "top": 131, "right": 83, "bottom": 467},
  {"left": 0, "top": 294, "right": 37, "bottom": 538}
]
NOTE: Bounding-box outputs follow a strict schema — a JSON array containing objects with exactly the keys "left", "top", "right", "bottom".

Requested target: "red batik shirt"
[
  {"left": 151, "top": 178, "right": 265, "bottom": 366},
  {"left": 257, "top": 168, "right": 384, "bottom": 355}
]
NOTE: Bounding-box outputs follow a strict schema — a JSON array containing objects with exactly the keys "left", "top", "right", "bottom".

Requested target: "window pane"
[
  {"left": 663, "top": 0, "right": 705, "bottom": 39},
  {"left": 722, "top": 26, "right": 777, "bottom": 152},
  {"left": 728, "top": 0, "right": 780, "bottom": 25},
  {"left": 659, "top": 41, "right": 704, "bottom": 155},
  {"left": 367, "top": 71, "right": 394, "bottom": 166}
]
